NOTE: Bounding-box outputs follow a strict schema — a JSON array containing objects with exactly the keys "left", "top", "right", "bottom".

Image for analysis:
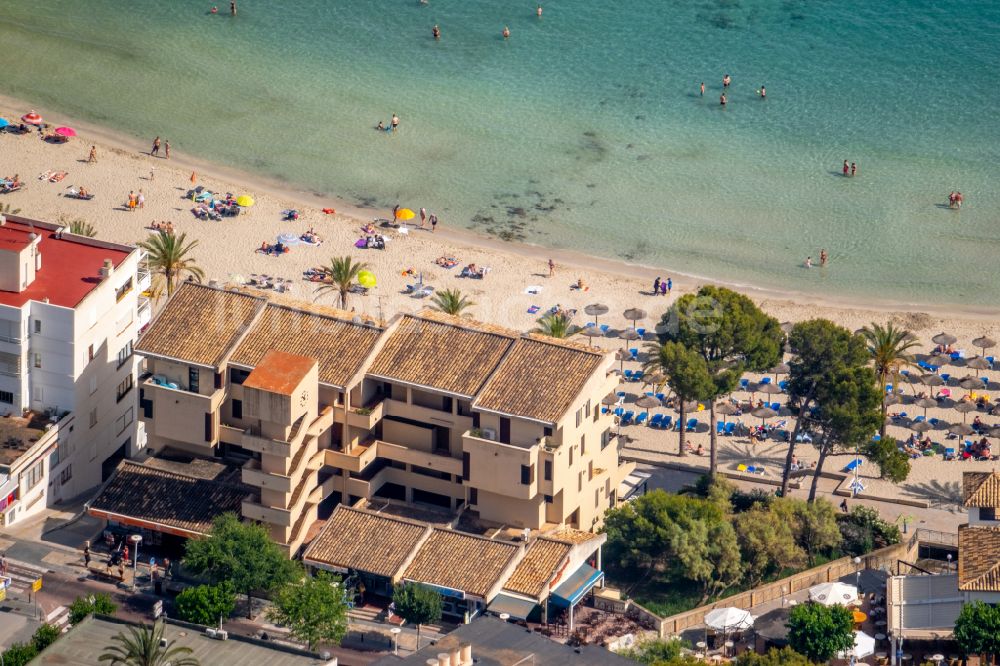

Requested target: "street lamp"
[
  {"left": 854, "top": 556, "right": 862, "bottom": 596},
  {"left": 946, "top": 553, "right": 952, "bottom": 573},
  {"left": 128, "top": 535, "right": 142, "bottom": 591},
  {"left": 390, "top": 627, "right": 401, "bottom": 655}
]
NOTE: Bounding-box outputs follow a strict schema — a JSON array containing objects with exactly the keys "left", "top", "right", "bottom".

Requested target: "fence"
[{"left": 652, "top": 529, "right": 932, "bottom": 637}]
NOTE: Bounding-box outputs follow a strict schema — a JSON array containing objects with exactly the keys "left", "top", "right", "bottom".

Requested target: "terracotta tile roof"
[
  {"left": 368, "top": 314, "right": 516, "bottom": 397},
  {"left": 546, "top": 527, "right": 604, "bottom": 546},
  {"left": 958, "top": 524, "right": 1000, "bottom": 591},
  {"left": 475, "top": 338, "right": 605, "bottom": 424},
  {"left": 137, "top": 283, "right": 265, "bottom": 368},
  {"left": 404, "top": 529, "right": 521, "bottom": 598},
  {"left": 963, "top": 471, "right": 1000, "bottom": 508},
  {"left": 243, "top": 350, "right": 315, "bottom": 396},
  {"left": 87, "top": 461, "right": 250, "bottom": 537},
  {"left": 502, "top": 538, "right": 570, "bottom": 599},
  {"left": 303, "top": 506, "right": 430, "bottom": 578},
  {"left": 231, "top": 303, "right": 383, "bottom": 387}
]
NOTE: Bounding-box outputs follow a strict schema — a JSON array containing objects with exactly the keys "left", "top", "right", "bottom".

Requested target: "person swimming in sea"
[
  {"left": 376, "top": 120, "right": 385, "bottom": 131},
  {"left": 820, "top": 249, "right": 828, "bottom": 266},
  {"left": 432, "top": 24, "right": 440, "bottom": 39},
  {"left": 502, "top": 25, "right": 510, "bottom": 39},
  {"left": 537, "top": 5, "right": 543, "bottom": 17},
  {"left": 720, "top": 92, "right": 727, "bottom": 106},
  {"left": 843, "top": 160, "right": 849, "bottom": 176},
  {"left": 722, "top": 74, "right": 731, "bottom": 88},
  {"left": 210, "top": 6, "right": 218, "bottom": 13},
  {"left": 804, "top": 256, "right": 812, "bottom": 268},
  {"left": 700, "top": 82, "right": 705, "bottom": 96},
  {"left": 758, "top": 85, "right": 766, "bottom": 99}
]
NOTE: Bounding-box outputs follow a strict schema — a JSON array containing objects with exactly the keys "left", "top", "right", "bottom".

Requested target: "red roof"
[
  {"left": 243, "top": 350, "right": 316, "bottom": 396},
  {"left": 0, "top": 221, "right": 131, "bottom": 309}
]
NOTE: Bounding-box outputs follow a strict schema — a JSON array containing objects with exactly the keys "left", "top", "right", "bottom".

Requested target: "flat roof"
[
  {"left": 87, "top": 460, "right": 251, "bottom": 537},
  {"left": 0, "top": 218, "right": 131, "bottom": 309},
  {"left": 372, "top": 615, "right": 634, "bottom": 665},
  {"left": 243, "top": 350, "right": 316, "bottom": 396},
  {"left": 403, "top": 528, "right": 521, "bottom": 599},
  {"left": 136, "top": 282, "right": 266, "bottom": 368},
  {"left": 303, "top": 505, "right": 430, "bottom": 578},
  {"left": 368, "top": 313, "right": 516, "bottom": 397},
  {"left": 0, "top": 412, "right": 52, "bottom": 467},
  {"left": 232, "top": 303, "right": 382, "bottom": 388},
  {"left": 29, "top": 615, "right": 325, "bottom": 666}
]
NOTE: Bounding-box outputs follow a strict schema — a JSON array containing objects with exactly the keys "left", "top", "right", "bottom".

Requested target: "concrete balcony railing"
[
  {"left": 346, "top": 399, "right": 384, "bottom": 430},
  {"left": 376, "top": 439, "right": 463, "bottom": 477},
  {"left": 137, "top": 267, "right": 152, "bottom": 292},
  {"left": 137, "top": 296, "right": 152, "bottom": 328},
  {"left": 324, "top": 439, "right": 379, "bottom": 474},
  {"left": 241, "top": 458, "right": 293, "bottom": 494},
  {"left": 241, "top": 494, "right": 292, "bottom": 528},
  {"left": 240, "top": 413, "right": 307, "bottom": 458},
  {"left": 306, "top": 406, "right": 335, "bottom": 438}
]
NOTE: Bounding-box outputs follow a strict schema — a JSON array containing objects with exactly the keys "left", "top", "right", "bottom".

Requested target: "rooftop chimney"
[
  {"left": 0, "top": 215, "right": 6, "bottom": 226},
  {"left": 460, "top": 642, "right": 472, "bottom": 665},
  {"left": 99, "top": 259, "right": 114, "bottom": 279},
  {"left": 437, "top": 653, "right": 451, "bottom": 666},
  {"left": 449, "top": 646, "right": 461, "bottom": 665}
]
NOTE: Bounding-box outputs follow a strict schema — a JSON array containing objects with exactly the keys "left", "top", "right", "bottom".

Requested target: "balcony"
[
  {"left": 137, "top": 296, "right": 152, "bottom": 328},
  {"left": 137, "top": 266, "right": 152, "bottom": 292},
  {"left": 347, "top": 399, "right": 384, "bottom": 430},
  {"left": 241, "top": 494, "right": 292, "bottom": 527},
  {"left": 240, "top": 413, "right": 306, "bottom": 457},
  {"left": 376, "top": 439, "right": 463, "bottom": 477},
  {"left": 324, "top": 439, "right": 379, "bottom": 474},
  {"left": 242, "top": 458, "right": 292, "bottom": 494}
]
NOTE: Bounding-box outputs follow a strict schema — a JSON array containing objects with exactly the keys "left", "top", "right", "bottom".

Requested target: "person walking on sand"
[
  {"left": 83, "top": 543, "right": 91, "bottom": 569},
  {"left": 820, "top": 249, "right": 828, "bottom": 266},
  {"left": 548, "top": 258, "right": 555, "bottom": 277},
  {"left": 164, "top": 140, "right": 171, "bottom": 159},
  {"left": 666, "top": 277, "right": 672, "bottom": 293},
  {"left": 653, "top": 277, "right": 661, "bottom": 295},
  {"left": 87, "top": 145, "right": 97, "bottom": 163},
  {"left": 150, "top": 136, "right": 161, "bottom": 156},
  {"left": 430, "top": 214, "right": 438, "bottom": 232},
  {"left": 137, "top": 189, "right": 145, "bottom": 210},
  {"left": 700, "top": 82, "right": 705, "bottom": 97},
  {"left": 502, "top": 25, "right": 510, "bottom": 39},
  {"left": 419, "top": 207, "right": 426, "bottom": 227}
]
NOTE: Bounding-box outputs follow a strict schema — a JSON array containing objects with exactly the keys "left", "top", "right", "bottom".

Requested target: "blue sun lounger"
[
  {"left": 685, "top": 418, "right": 698, "bottom": 432},
  {"left": 844, "top": 458, "right": 862, "bottom": 472},
  {"left": 649, "top": 414, "right": 664, "bottom": 428},
  {"left": 620, "top": 411, "right": 634, "bottom": 425},
  {"left": 635, "top": 413, "right": 648, "bottom": 425}
]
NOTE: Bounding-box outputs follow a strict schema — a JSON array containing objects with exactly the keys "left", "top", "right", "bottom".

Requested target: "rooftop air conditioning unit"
[
  {"left": 216, "top": 630, "right": 229, "bottom": 641},
  {"left": 481, "top": 428, "right": 496, "bottom": 441},
  {"left": 205, "top": 628, "right": 217, "bottom": 638}
]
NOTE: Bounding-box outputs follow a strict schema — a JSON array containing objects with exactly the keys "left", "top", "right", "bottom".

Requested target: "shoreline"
[{"left": 1, "top": 92, "right": 998, "bottom": 323}]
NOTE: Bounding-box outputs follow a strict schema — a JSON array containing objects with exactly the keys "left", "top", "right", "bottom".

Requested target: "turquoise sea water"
[{"left": 2, "top": 1, "right": 999, "bottom": 305}]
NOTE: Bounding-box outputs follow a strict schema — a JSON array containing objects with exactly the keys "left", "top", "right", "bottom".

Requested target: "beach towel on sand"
[{"left": 527, "top": 305, "right": 540, "bottom": 314}]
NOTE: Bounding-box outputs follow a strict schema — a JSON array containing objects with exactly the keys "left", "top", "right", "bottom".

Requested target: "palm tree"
[
  {"left": 430, "top": 288, "right": 475, "bottom": 316},
  {"left": 314, "top": 256, "right": 369, "bottom": 310},
  {"left": 137, "top": 232, "right": 204, "bottom": 298},
  {"left": 68, "top": 218, "right": 97, "bottom": 237},
  {"left": 99, "top": 619, "right": 200, "bottom": 666},
  {"left": 533, "top": 312, "right": 574, "bottom": 339},
  {"left": 860, "top": 322, "right": 918, "bottom": 436},
  {"left": 644, "top": 341, "right": 714, "bottom": 456}
]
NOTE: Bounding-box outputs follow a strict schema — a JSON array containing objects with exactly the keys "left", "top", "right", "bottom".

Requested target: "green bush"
[
  {"left": 1, "top": 642, "right": 39, "bottom": 666},
  {"left": 619, "top": 637, "right": 688, "bottom": 664},
  {"left": 864, "top": 437, "right": 910, "bottom": 483},
  {"left": 730, "top": 488, "right": 775, "bottom": 513},
  {"left": 175, "top": 582, "right": 236, "bottom": 626},
  {"left": 787, "top": 602, "right": 854, "bottom": 662},
  {"left": 31, "top": 623, "right": 61, "bottom": 652},
  {"left": 837, "top": 505, "right": 901, "bottom": 556},
  {"left": 68, "top": 593, "right": 118, "bottom": 625}
]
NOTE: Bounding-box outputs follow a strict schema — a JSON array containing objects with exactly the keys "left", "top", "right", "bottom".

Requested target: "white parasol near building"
[
  {"left": 808, "top": 581, "right": 859, "bottom": 606},
  {"left": 837, "top": 631, "right": 876, "bottom": 659},
  {"left": 704, "top": 607, "right": 754, "bottom": 632}
]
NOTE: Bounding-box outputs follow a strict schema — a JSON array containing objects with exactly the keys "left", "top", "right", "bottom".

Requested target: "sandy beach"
[{"left": 2, "top": 101, "right": 999, "bottom": 509}]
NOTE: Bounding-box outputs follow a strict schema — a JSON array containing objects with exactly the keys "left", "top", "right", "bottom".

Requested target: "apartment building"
[
  {"left": 115, "top": 282, "right": 632, "bottom": 555},
  {"left": 0, "top": 215, "right": 147, "bottom": 526}
]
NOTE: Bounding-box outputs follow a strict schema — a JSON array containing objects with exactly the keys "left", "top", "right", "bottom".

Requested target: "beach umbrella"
[
  {"left": 929, "top": 355, "right": 949, "bottom": 370},
  {"left": 932, "top": 332, "right": 957, "bottom": 346},
  {"left": 883, "top": 394, "right": 901, "bottom": 407},
  {"left": 988, "top": 426, "right": 1000, "bottom": 439},
  {"left": 757, "top": 383, "right": 783, "bottom": 395},
  {"left": 21, "top": 111, "right": 42, "bottom": 125},
  {"left": 619, "top": 329, "right": 641, "bottom": 348},
  {"left": 949, "top": 423, "right": 974, "bottom": 438},
  {"left": 965, "top": 356, "right": 992, "bottom": 371},
  {"left": 601, "top": 393, "right": 620, "bottom": 407},
  {"left": 921, "top": 374, "right": 944, "bottom": 387},
  {"left": 910, "top": 421, "right": 932, "bottom": 433},
  {"left": 780, "top": 321, "right": 794, "bottom": 335},
  {"left": 623, "top": 308, "right": 647, "bottom": 328},
  {"left": 914, "top": 397, "right": 938, "bottom": 417},
  {"left": 954, "top": 401, "right": 977, "bottom": 421},
  {"left": 635, "top": 395, "right": 661, "bottom": 414},
  {"left": 769, "top": 363, "right": 790, "bottom": 381},
  {"left": 704, "top": 607, "right": 754, "bottom": 632},
  {"left": 614, "top": 348, "right": 630, "bottom": 374},
  {"left": 577, "top": 326, "right": 604, "bottom": 347},
  {"left": 54, "top": 126, "right": 76, "bottom": 137},
  {"left": 716, "top": 402, "right": 739, "bottom": 416},
  {"left": 395, "top": 207, "right": 416, "bottom": 222},
  {"left": 972, "top": 336, "right": 997, "bottom": 355},
  {"left": 357, "top": 270, "right": 377, "bottom": 289},
  {"left": 236, "top": 195, "right": 255, "bottom": 207},
  {"left": 809, "top": 581, "right": 858, "bottom": 606},
  {"left": 751, "top": 406, "right": 778, "bottom": 423},
  {"left": 960, "top": 377, "right": 986, "bottom": 392},
  {"left": 681, "top": 400, "right": 702, "bottom": 413},
  {"left": 644, "top": 372, "right": 667, "bottom": 387},
  {"left": 584, "top": 303, "right": 609, "bottom": 325},
  {"left": 0, "top": 118, "right": 9, "bottom": 128}
]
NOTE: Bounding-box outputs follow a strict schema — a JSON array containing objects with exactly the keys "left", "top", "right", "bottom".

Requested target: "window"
[
  {"left": 116, "top": 374, "right": 134, "bottom": 402},
  {"left": 544, "top": 494, "right": 553, "bottom": 503},
  {"left": 89, "top": 408, "right": 97, "bottom": 428},
  {"left": 214, "top": 372, "right": 223, "bottom": 390},
  {"left": 60, "top": 465, "right": 72, "bottom": 485},
  {"left": 569, "top": 445, "right": 574, "bottom": 466},
  {"left": 580, "top": 435, "right": 586, "bottom": 455},
  {"left": 468, "top": 487, "right": 478, "bottom": 506},
  {"left": 543, "top": 426, "right": 553, "bottom": 437},
  {"left": 116, "top": 340, "right": 133, "bottom": 370},
  {"left": 189, "top": 367, "right": 200, "bottom": 393},
  {"left": 578, "top": 471, "right": 583, "bottom": 492},
  {"left": 33, "top": 353, "right": 41, "bottom": 369},
  {"left": 116, "top": 407, "right": 133, "bottom": 435},
  {"left": 115, "top": 277, "right": 133, "bottom": 302},
  {"left": 595, "top": 488, "right": 600, "bottom": 507},
  {"left": 462, "top": 451, "right": 470, "bottom": 481},
  {"left": 544, "top": 460, "right": 552, "bottom": 481},
  {"left": 232, "top": 399, "right": 243, "bottom": 420},
  {"left": 229, "top": 367, "right": 251, "bottom": 385},
  {"left": 22, "top": 459, "right": 44, "bottom": 491},
  {"left": 204, "top": 413, "right": 213, "bottom": 442},
  {"left": 982, "top": 508, "right": 997, "bottom": 521},
  {"left": 601, "top": 428, "right": 612, "bottom": 450},
  {"left": 520, "top": 464, "right": 533, "bottom": 485},
  {"left": 575, "top": 408, "right": 582, "bottom": 428},
  {"left": 87, "top": 344, "right": 95, "bottom": 363},
  {"left": 140, "top": 389, "right": 153, "bottom": 419},
  {"left": 89, "top": 377, "right": 98, "bottom": 395},
  {"left": 0, "top": 391, "right": 12, "bottom": 405},
  {"left": 33, "top": 320, "right": 41, "bottom": 334},
  {"left": 585, "top": 400, "right": 591, "bottom": 418}
]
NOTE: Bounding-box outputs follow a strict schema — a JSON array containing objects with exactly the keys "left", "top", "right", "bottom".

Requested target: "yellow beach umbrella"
[
  {"left": 236, "top": 195, "right": 255, "bottom": 207},
  {"left": 395, "top": 208, "right": 415, "bottom": 221},
  {"left": 357, "top": 270, "right": 377, "bottom": 288}
]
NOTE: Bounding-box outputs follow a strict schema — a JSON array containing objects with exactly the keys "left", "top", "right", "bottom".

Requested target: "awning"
[
  {"left": 617, "top": 471, "right": 651, "bottom": 501},
  {"left": 549, "top": 563, "right": 603, "bottom": 608},
  {"left": 488, "top": 593, "right": 538, "bottom": 620}
]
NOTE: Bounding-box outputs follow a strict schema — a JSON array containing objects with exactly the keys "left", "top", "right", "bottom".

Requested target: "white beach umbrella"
[
  {"left": 838, "top": 631, "right": 876, "bottom": 659},
  {"left": 808, "top": 581, "right": 858, "bottom": 606},
  {"left": 704, "top": 607, "right": 754, "bottom": 631}
]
